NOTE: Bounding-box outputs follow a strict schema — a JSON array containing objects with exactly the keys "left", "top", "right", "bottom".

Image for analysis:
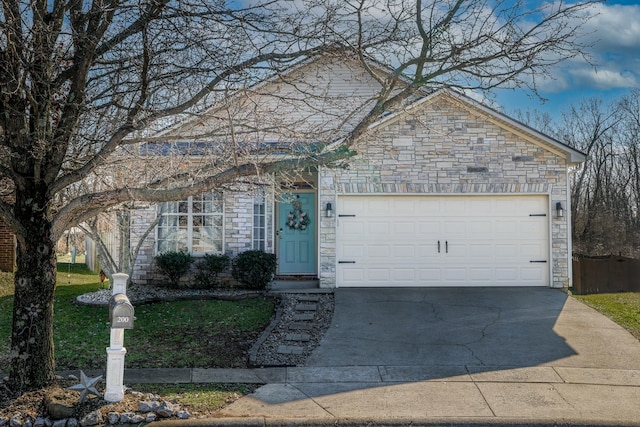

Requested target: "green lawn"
[
  {"left": 0, "top": 263, "right": 275, "bottom": 371},
  {"left": 573, "top": 292, "right": 640, "bottom": 341}
]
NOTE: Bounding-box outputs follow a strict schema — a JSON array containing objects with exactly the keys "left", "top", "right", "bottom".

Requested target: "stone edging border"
[{"left": 247, "top": 296, "right": 287, "bottom": 367}]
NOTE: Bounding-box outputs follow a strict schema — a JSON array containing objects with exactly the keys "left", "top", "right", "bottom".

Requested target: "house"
[
  {"left": 127, "top": 53, "right": 585, "bottom": 289},
  {"left": 0, "top": 219, "right": 15, "bottom": 272}
]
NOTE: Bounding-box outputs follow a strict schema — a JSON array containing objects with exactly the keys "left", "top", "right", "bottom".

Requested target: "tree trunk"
[
  {"left": 117, "top": 211, "right": 131, "bottom": 276},
  {"left": 8, "top": 194, "right": 57, "bottom": 391}
]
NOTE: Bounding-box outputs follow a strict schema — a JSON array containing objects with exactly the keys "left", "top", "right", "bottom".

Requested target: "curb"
[{"left": 152, "top": 416, "right": 640, "bottom": 427}]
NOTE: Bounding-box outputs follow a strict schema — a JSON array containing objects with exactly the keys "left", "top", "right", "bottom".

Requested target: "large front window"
[{"left": 157, "top": 192, "right": 224, "bottom": 254}]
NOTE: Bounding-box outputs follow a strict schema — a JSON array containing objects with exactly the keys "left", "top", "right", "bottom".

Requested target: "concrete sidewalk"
[{"left": 134, "top": 365, "right": 640, "bottom": 426}]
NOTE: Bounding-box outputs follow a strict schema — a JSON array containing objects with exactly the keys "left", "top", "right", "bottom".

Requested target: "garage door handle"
[
  {"left": 530, "top": 260, "right": 547, "bottom": 263},
  {"left": 445, "top": 241, "right": 448, "bottom": 253},
  {"left": 338, "top": 261, "right": 356, "bottom": 264},
  {"left": 437, "top": 240, "right": 440, "bottom": 253}
]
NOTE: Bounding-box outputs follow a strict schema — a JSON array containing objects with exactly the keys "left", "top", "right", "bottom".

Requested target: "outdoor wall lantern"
[
  {"left": 556, "top": 202, "right": 564, "bottom": 218},
  {"left": 326, "top": 202, "right": 333, "bottom": 218}
]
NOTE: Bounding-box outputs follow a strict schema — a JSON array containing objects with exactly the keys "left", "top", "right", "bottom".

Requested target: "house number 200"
[{"left": 117, "top": 316, "right": 130, "bottom": 323}]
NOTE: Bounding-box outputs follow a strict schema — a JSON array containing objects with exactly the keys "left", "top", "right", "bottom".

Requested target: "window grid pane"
[
  {"left": 252, "top": 198, "right": 266, "bottom": 251},
  {"left": 157, "top": 191, "right": 224, "bottom": 254}
]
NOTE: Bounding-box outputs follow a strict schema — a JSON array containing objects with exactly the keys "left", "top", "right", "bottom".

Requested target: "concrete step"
[
  {"left": 285, "top": 333, "right": 311, "bottom": 342},
  {"left": 270, "top": 279, "right": 319, "bottom": 290}
]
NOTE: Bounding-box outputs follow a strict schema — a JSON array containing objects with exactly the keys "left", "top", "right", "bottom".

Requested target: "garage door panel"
[
  {"left": 342, "top": 267, "right": 365, "bottom": 281},
  {"left": 468, "top": 221, "right": 493, "bottom": 236},
  {"left": 368, "top": 269, "right": 391, "bottom": 281},
  {"left": 443, "top": 221, "right": 467, "bottom": 235},
  {"left": 443, "top": 198, "right": 467, "bottom": 213},
  {"left": 469, "top": 268, "right": 493, "bottom": 280},
  {"left": 521, "top": 266, "right": 546, "bottom": 280},
  {"left": 394, "top": 245, "right": 416, "bottom": 258},
  {"left": 341, "top": 244, "right": 364, "bottom": 257},
  {"left": 470, "top": 198, "right": 493, "bottom": 213},
  {"left": 341, "top": 197, "right": 366, "bottom": 213},
  {"left": 468, "top": 244, "right": 493, "bottom": 257},
  {"left": 368, "top": 245, "right": 390, "bottom": 258},
  {"left": 443, "top": 268, "right": 467, "bottom": 281},
  {"left": 495, "top": 267, "right": 519, "bottom": 281},
  {"left": 340, "top": 222, "right": 365, "bottom": 238},
  {"left": 395, "top": 269, "right": 417, "bottom": 281},
  {"left": 520, "top": 243, "right": 546, "bottom": 258},
  {"left": 417, "top": 198, "right": 442, "bottom": 214},
  {"left": 369, "top": 198, "right": 393, "bottom": 214},
  {"left": 495, "top": 244, "right": 519, "bottom": 258},
  {"left": 392, "top": 198, "right": 418, "bottom": 214},
  {"left": 494, "top": 221, "right": 519, "bottom": 238},
  {"left": 520, "top": 222, "right": 546, "bottom": 238},
  {"left": 393, "top": 221, "right": 416, "bottom": 234},
  {"left": 337, "top": 195, "right": 549, "bottom": 287},
  {"left": 418, "top": 221, "right": 442, "bottom": 235},
  {"left": 418, "top": 245, "right": 437, "bottom": 257},
  {"left": 520, "top": 197, "right": 547, "bottom": 212},
  {"left": 419, "top": 268, "right": 441, "bottom": 280}
]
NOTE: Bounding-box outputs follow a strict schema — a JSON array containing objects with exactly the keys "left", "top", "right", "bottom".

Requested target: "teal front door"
[{"left": 277, "top": 193, "right": 317, "bottom": 274}]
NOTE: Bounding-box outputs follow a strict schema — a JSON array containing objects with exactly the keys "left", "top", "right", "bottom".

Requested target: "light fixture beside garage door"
[{"left": 556, "top": 202, "right": 564, "bottom": 218}]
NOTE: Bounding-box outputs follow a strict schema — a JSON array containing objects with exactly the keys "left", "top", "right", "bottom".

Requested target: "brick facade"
[{"left": 0, "top": 219, "right": 15, "bottom": 272}]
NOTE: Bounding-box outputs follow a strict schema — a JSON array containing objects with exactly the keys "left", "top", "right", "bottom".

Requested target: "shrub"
[
  {"left": 154, "top": 251, "right": 195, "bottom": 288},
  {"left": 231, "top": 250, "right": 277, "bottom": 290},
  {"left": 194, "top": 253, "right": 230, "bottom": 289}
]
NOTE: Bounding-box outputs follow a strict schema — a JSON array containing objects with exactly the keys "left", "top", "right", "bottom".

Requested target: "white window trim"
[
  {"left": 252, "top": 196, "right": 266, "bottom": 251},
  {"left": 155, "top": 193, "right": 225, "bottom": 255}
]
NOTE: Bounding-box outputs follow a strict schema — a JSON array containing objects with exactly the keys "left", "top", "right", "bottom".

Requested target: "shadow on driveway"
[{"left": 306, "top": 287, "right": 638, "bottom": 372}]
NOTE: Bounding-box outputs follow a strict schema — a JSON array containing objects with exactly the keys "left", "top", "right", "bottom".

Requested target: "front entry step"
[{"left": 270, "top": 277, "right": 319, "bottom": 290}]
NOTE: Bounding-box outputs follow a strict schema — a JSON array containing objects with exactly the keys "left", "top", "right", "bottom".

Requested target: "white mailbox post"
[{"left": 104, "top": 273, "right": 133, "bottom": 402}]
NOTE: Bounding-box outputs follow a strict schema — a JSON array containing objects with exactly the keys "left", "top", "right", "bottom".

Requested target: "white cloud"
[
  {"left": 582, "top": 3, "right": 640, "bottom": 51},
  {"left": 569, "top": 68, "right": 639, "bottom": 89},
  {"left": 535, "top": 2, "right": 640, "bottom": 93}
]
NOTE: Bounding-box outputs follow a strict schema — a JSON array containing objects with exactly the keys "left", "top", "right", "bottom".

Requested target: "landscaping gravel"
[
  {"left": 250, "top": 293, "right": 334, "bottom": 367},
  {"left": 75, "top": 285, "right": 263, "bottom": 306}
]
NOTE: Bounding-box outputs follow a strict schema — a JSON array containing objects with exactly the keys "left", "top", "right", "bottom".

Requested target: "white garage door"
[{"left": 336, "top": 195, "right": 549, "bottom": 287}]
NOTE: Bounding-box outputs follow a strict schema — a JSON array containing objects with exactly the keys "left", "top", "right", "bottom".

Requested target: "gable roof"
[
  {"left": 368, "top": 88, "right": 586, "bottom": 165},
  {"left": 155, "top": 51, "right": 405, "bottom": 142},
  {"left": 153, "top": 52, "right": 585, "bottom": 165}
]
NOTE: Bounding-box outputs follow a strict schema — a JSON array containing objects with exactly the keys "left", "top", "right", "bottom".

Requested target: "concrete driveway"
[
  {"left": 220, "top": 287, "right": 640, "bottom": 424},
  {"left": 306, "top": 287, "right": 640, "bottom": 371}
]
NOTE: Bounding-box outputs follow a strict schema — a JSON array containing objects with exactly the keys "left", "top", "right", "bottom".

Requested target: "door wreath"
[{"left": 287, "top": 199, "right": 310, "bottom": 230}]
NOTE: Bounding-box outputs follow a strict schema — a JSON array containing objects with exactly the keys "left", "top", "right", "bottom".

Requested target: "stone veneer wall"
[{"left": 319, "top": 96, "right": 570, "bottom": 288}]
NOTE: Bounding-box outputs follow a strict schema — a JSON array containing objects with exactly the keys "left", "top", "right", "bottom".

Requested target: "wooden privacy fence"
[{"left": 572, "top": 255, "right": 640, "bottom": 294}]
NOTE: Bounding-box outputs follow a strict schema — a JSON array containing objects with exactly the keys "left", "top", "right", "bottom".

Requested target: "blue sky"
[{"left": 494, "top": 0, "right": 640, "bottom": 118}]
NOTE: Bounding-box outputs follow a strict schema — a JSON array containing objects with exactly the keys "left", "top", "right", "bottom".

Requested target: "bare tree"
[
  {"left": 0, "top": 0, "right": 599, "bottom": 390},
  {"left": 555, "top": 90, "right": 640, "bottom": 257},
  {"left": 79, "top": 205, "right": 159, "bottom": 282}
]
